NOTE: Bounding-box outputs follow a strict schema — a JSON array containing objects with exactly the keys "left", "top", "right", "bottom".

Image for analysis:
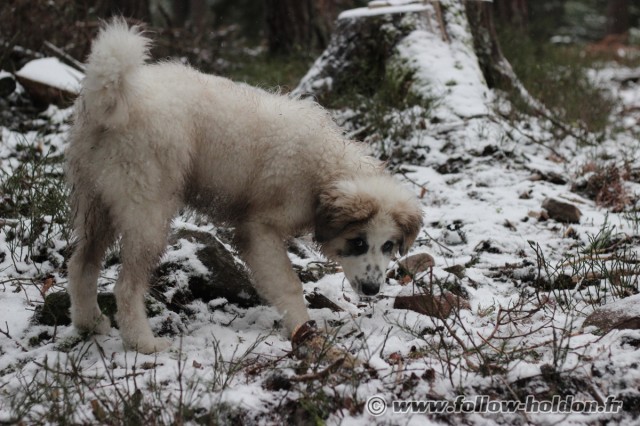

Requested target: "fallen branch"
[
  {"left": 490, "top": 115, "right": 569, "bottom": 162},
  {"left": 0, "top": 218, "right": 20, "bottom": 228},
  {"left": 43, "top": 41, "right": 85, "bottom": 72},
  {"left": 0, "top": 321, "right": 28, "bottom": 352},
  {"left": 571, "top": 269, "right": 640, "bottom": 285},
  {"left": 289, "top": 356, "right": 346, "bottom": 382},
  {"left": 559, "top": 253, "right": 640, "bottom": 269}
]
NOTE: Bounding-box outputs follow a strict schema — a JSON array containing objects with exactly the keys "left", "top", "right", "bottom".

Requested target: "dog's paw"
[
  {"left": 73, "top": 311, "right": 111, "bottom": 335},
  {"left": 93, "top": 314, "right": 112, "bottom": 335},
  {"left": 291, "top": 320, "right": 360, "bottom": 368},
  {"left": 126, "top": 336, "right": 172, "bottom": 354}
]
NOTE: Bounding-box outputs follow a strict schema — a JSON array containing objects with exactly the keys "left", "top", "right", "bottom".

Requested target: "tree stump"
[
  {"left": 295, "top": 1, "right": 491, "bottom": 116},
  {"left": 293, "top": 1, "right": 492, "bottom": 160}
]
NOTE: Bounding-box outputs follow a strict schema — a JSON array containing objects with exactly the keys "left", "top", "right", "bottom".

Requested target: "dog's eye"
[
  {"left": 346, "top": 237, "right": 368, "bottom": 255},
  {"left": 349, "top": 238, "right": 365, "bottom": 248},
  {"left": 382, "top": 241, "right": 394, "bottom": 254}
]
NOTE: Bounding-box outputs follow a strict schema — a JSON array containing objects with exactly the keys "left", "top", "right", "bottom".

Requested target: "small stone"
[
  {"left": 583, "top": 294, "right": 640, "bottom": 332},
  {"left": 305, "top": 291, "right": 344, "bottom": 312},
  {"left": 394, "top": 291, "right": 470, "bottom": 319},
  {"left": 264, "top": 372, "right": 292, "bottom": 391},
  {"left": 34, "top": 292, "right": 117, "bottom": 327},
  {"left": 444, "top": 264, "right": 465, "bottom": 279},
  {"left": 542, "top": 198, "right": 582, "bottom": 224},
  {"left": 398, "top": 253, "right": 435, "bottom": 275},
  {"left": 545, "top": 172, "right": 568, "bottom": 185},
  {"left": 0, "top": 75, "right": 16, "bottom": 98}
]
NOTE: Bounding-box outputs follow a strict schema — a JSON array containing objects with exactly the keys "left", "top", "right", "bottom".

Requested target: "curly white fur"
[{"left": 66, "top": 18, "right": 423, "bottom": 353}]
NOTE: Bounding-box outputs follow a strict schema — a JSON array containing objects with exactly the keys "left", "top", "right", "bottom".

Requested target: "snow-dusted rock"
[
  {"left": 542, "top": 198, "right": 582, "bottom": 224},
  {"left": 15, "top": 57, "right": 83, "bottom": 106},
  {"left": 583, "top": 294, "right": 640, "bottom": 332}
]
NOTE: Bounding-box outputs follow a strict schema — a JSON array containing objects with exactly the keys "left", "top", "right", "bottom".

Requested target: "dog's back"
[{"left": 73, "top": 19, "right": 375, "bottom": 232}]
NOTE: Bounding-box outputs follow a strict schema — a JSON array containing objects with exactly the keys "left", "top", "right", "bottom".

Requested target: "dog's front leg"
[
  {"left": 237, "top": 223, "right": 310, "bottom": 335},
  {"left": 238, "top": 222, "right": 358, "bottom": 366}
]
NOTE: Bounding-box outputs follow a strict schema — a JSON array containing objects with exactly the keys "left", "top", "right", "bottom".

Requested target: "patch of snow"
[
  {"left": 396, "top": 3, "right": 490, "bottom": 120},
  {"left": 339, "top": 4, "right": 428, "bottom": 20},
  {"left": 15, "top": 57, "right": 83, "bottom": 94}
]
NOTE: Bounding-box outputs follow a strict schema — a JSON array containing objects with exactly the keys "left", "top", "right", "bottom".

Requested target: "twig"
[
  {"left": 43, "top": 41, "right": 85, "bottom": 72},
  {"left": 492, "top": 115, "right": 569, "bottom": 162},
  {"left": 0, "top": 218, "right": 20, "bottom": 227},
  {"left": 397, "top": 168, "right": 428, "bottom": 195},
  {"left": 559, "top": 253, "right": 640, "bottom": 268},
  {"left": 289, "top": 357, "right": 346, "bottom": 382},
  {"left": 417, "top": 230, "right": 454, "bottom": 255},
  {"left": 345, "top": 125, "right": 370, "bottom": 139},
  {"left": 378, "top": 327, "right": 393, "bottom": 359},
  {"left": 570, "top": 269, "right": 640, "bottom": 284},
  {"left": 0, "top": 321, "right": 28, "bottom": 352},
  {"left": 430, "top": 0, "right": 450, "bottom": 43},
  {"left": 222, "top": 313, "right": 239, "bottom": 326}
]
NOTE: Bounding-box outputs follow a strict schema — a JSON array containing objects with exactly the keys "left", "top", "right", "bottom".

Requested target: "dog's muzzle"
[{"left": 360, "top": 282, "right": 380, "bottom": 296}]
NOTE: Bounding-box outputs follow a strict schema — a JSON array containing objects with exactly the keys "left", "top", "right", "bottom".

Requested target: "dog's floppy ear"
[
  {"left": 315, "top": 181, "right": 378, "bottom": 243},
  {"left": 393, "top": 203, "right": 423, "bottom": 256}
]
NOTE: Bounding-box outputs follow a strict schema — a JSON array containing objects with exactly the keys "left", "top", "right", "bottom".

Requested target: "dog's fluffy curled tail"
[{"left": 82, "top": 18, "right": 150, "bottom": 128}]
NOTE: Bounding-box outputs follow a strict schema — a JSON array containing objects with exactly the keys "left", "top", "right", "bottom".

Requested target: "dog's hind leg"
[
  {"left": 237, "top": 223, "right": 310, "bottom": 335},
  {"left": 68, "top": 196, "right": 114, "bottom": 335},
  {"left": 113, "top": 206, "right": 174, "bottom": 354}
]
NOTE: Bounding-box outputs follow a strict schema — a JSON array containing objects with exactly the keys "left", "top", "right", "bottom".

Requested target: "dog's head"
[{"left": 315, "top": 176, "right": 423, "bottom": 297}]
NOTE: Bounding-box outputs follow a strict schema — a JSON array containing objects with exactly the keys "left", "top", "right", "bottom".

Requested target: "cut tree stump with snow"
[
  {"left": 293, "top": 1, "right": 491, "bottom": 130},
  {"left": 292, "top": 0, "right": 561, "bottom": 162}
]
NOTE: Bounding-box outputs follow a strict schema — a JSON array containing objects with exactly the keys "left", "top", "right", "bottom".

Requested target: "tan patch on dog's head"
[
  {"left": 314, "top": 175, "right": 423, "bottom": 296},
  {"left": 315, "top": 175, "right": 423, "bottom": 254},
  {"left": 391, "top": 202, "right": 423, "bottom": 255},
  {"left": 314, "top": 180, "right": 379, "bottom": 244}
]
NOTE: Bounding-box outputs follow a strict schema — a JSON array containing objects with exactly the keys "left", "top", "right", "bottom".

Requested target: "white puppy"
[{"left": 66, "top": 19, "right": 423, "bottom": 353}]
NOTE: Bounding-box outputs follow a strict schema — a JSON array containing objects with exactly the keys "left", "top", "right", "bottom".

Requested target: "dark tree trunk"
[
  {"left": 172, "top": 0, "right": 190, "bottom": 26},
  {"left": 313, "top": 0, "right": 359, "bottom": 48},
  {"left": 465, "top": 0, "right": 507, "bottom": 89},
  {"left": 98, "top": 0, "right": 150, "bottom": 22},
  {"left": 465, "top": 0, "right": 546, "bottom": 113},
  {"left": 172, "top": 0, "right": 210, "bottom": 29},
  {"left": 493, "top": 0, "right": 528, "bottom": 28},
  {"left": 606, "top": 0, "right": 630, "bottom": 36},
  {"left": 265, "top": 0, "right": 314, "bottom": 54},
  {"left": 264, "top": 0, "right": 356, "bottom": 55}
]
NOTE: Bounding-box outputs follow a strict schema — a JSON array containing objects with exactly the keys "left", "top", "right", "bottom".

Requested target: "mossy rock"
[
  {"left": 33, "top": 229, "right": 263, "bottom": 327},
  {"left": 34, "top": 292, "right": 117, "bottom": 327},
  {"left": 157, "top": 229, "right": 263, "bottom": 309}
]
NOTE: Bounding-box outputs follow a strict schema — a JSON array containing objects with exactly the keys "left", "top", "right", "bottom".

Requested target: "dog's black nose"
[{"left": 361, "top": 283, "right": 380, "bottom": 296}]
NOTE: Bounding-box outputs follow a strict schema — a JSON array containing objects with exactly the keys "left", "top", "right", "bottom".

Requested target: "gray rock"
[
  {"left": 33, "top": 229, "right": 262, "bottom": 326},
  {"left": 542, "top": 198, "right": 582, "bottom": 224},
  {"left": 160, "top": 229, "right": 262, "bottom": 309},
  {"left": 394, "top": 291, "right": 470, "bottom": 319},
  {"left": 583, "top": 294, "right": 640, "bottom": 332}
]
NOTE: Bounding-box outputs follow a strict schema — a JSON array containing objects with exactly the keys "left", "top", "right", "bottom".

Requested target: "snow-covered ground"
[{"left": 2, "top": 17, "right": 640, "bottom": 426}]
